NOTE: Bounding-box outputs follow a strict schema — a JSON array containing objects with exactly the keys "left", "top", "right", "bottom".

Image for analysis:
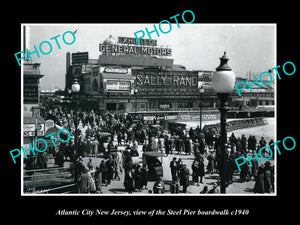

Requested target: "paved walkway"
[{"left": 66, "top": 144, "right": 274, "bottom": 195}]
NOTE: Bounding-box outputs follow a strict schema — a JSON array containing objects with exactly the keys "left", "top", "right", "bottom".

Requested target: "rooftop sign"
[
  {"left": 118, "top": 36, "right": 157, "bottom": 46},
  {"left": 99, "top": 36, "right": 172, "bottom": 56}
]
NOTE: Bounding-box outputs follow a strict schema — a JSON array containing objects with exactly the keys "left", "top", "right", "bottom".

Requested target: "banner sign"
[
  {"left": 177, "top": 111, "right": 220, "bottom": 121},
  {"left": 135, "top": 70, "right": 198, "bottom": 95},
  {"left": 104, "top": 68, "right": 128, "bottom": 74},
  {"left": 106, "top": 80, "right": 131, "bottom": 92}
]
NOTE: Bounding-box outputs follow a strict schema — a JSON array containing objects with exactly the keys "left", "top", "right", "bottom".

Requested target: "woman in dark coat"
[
  {"left": 254, "top": 166, "right": 265, "bottom": 193},
  {"left": 264, "top": 162, "right": 273, "bottom": 193},
  {"left": 206, "top": 151, "right": 215, "bottom": 174},
  {"left": 94, "top": 166, "right": 102, "bottom": 193}
]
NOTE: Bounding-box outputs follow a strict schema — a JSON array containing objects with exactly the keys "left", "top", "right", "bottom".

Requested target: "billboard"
[
  {"left": 24, "top": 86, "right": 39, "bottom": 104},
  {"left": 99, "top": 36, "right": 171, "bottom": 56},
  {"left": 135, "top": 69, "right": 198, "bottom": 95},
  {"left": 99, "top": 44, "right": 172, "bottom": 56},
  {"left": 72, "top": 52, "right": 89, "bottom": 64}
]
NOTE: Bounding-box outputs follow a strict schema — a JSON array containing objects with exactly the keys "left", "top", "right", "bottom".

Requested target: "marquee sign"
[{"left": 134, "top": 70, "right": 198, "bottom": 95}]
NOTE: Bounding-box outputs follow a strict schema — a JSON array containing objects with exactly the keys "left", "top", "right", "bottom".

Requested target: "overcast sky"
[{"left": 25, "top": 24, "right": 276, "bottom": 90}]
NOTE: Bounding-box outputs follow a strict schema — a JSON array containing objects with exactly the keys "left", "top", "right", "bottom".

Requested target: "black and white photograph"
[{"left": 21, "top": 23, "right": 276, "bottom": 196}]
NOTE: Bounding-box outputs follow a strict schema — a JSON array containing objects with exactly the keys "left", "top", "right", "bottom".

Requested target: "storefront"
[{"left": 99, "top": 67, "right": 135, "bottom": 111}]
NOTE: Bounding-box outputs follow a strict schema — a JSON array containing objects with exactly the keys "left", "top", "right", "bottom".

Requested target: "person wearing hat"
[
  {"left": 87, "top": 158, "right": 94, "bottom": 171},
  {"left": 153, "top": 176, "right": 165, "bottom": 194}
]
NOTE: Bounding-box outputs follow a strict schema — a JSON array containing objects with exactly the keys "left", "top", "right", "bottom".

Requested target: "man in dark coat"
[
  {"left": 170, "top": 157, "right": 178, "bottom": 182},
  {"left": 124, "top": 169, "right": 134, "bottom": 194},
  {"left": 133, "top": 165, "right": 142, "bottom": 191},
  {"left": 55, "top": 150, "right": 65, "bottom": 167},
  {"left": 105, "top": 157, "right": 114, "bottom": 185},
  {"left": 73, "top": 156, "right": 84, "bottom": 183},
  {"left": 164, "top": 136, "right": 170, "bottom": 155},
  {"left": 140, "top": 163, "right": 148, "bottom": 190},
  {"left": 259, "top": 137, "right": 266, "bottom": 149},
  {"left": 184, "top": 137, "right": 191, "bottom": 155},
  {"left": 99, "top": 160, "right": 108, "bottom": 185},
  {"left": 229, "top": 132, "right": 237, "bottom": 146},
  {"left": 179, "top": 164, "right": 190, "bottom": 193},
  {"left": 241, "top": 134, "right": 247, "bottom": 153}
]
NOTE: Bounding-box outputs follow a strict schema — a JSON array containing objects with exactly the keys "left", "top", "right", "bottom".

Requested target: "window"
[{"left": 140, "top": 103, "right": 146, "bottom": 109}]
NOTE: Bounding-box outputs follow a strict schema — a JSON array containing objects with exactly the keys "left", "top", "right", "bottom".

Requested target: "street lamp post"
[
  {"left": 72, "top": 79, "right": 80, "bottom": 155},
  {"left": 199, "top": 86, "right": 204, "bottom": 130},
  {"left": 134, "top": 88, "right": 138, "bottom": 116},
  {"left": 212, "top": 52, "right": 236, "bottom": 194}
]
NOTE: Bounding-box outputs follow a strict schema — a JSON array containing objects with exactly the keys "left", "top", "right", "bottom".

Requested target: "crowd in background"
[{"left": 26, "top": 105, "right": 275, "bottom": 194}]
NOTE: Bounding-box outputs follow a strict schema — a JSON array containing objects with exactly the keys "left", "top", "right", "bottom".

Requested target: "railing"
[
  {"left": 129, "top": 107, "right": 240, "bottom": 114},
  {"left": 23, "top": 167, "right": 73, "bottom": 193}
]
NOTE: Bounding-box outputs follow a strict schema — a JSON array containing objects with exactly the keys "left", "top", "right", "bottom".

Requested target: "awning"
[{"left": 101, "top": 72, "right": 134, "bottom": 80}]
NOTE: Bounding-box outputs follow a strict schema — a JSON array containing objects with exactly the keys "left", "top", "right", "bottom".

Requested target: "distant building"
[{"left": 232, "top": 77, "right": 274, "bottom": 108}]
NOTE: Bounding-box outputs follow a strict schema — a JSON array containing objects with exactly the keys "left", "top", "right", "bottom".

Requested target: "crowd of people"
[{"left": 31, "top": 104, "right": 275, "bottom": 194}]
